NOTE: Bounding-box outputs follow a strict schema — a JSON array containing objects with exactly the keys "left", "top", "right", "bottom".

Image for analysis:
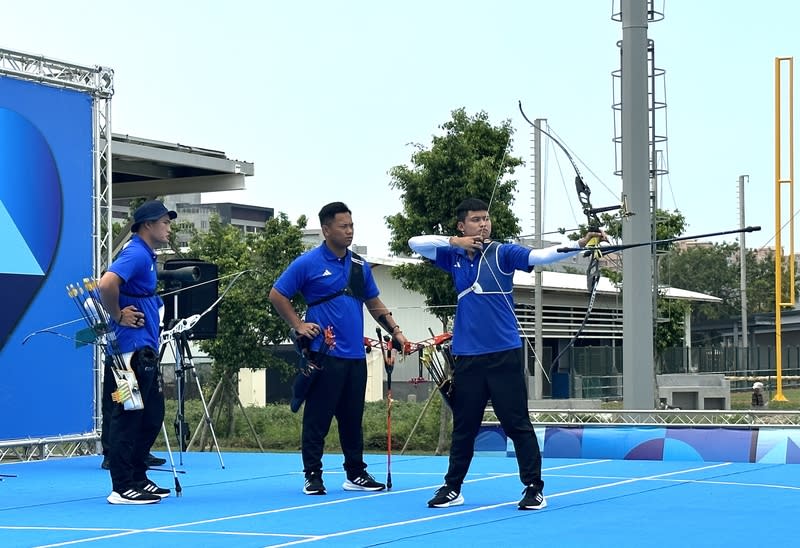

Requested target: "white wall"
[
  {"left": 238, "top": 368, "right": 267, "bottom": 407},
  {"left": 365, "top": 349, "right": 385, "bottom": 403},
  {"left": 237, "top": 356, "right": 384, "bottom": 406},
  {"left": 365, "top": 262, "right": 447, "bottom": 383}
]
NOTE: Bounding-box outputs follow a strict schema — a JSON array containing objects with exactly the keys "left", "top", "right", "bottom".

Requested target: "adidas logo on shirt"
[{"left": 322, "top": 269, "right": 332, "bottom": 276}]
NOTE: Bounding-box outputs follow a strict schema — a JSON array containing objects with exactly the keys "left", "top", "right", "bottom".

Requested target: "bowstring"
[
  {"left": 483, "top": 132, "right": 551, "bottom": 385},
  {"left": 158, "top": 269, "right": 251, "bottom": 300}
]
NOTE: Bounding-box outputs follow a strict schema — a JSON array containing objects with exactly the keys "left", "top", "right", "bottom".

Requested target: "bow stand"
[{"left": 159, "top": 312, "right": 225, "bottom": 469}]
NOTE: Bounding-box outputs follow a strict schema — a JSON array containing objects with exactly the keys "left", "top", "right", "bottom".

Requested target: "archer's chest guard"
[{"left": 456, "top": 242, "right": 513, "bottom": 300}]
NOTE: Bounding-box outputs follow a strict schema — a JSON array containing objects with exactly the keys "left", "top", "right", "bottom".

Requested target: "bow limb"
[
  {"left": 21, "top": 328, "right": 100, "bottom": 347},
  {"left": 518, "top": 101, "right": 609, "bottom": 280},
  {"left": 518, "top": 100, "right": 613, "bottom": 231},
  {"left": 196, "top": 269, "right": 253, "bottom": 321},
  {"left": 518, "top": 100, "right": 586, "bottom": 191},
  {"left": 518, "top": 100, "right": 616, "bottom": 370},
  {"left": 160, "top": 269, "right": 253, "bottom": 340},
  {"left": 158, "top": 269, "right": 253, "bottom": 300},
  {"left": 21, "top": 318, "right": 88, "bottom": 345}
]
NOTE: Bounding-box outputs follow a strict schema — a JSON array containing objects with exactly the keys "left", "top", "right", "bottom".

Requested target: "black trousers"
[
  {"left": 301, "top": 356, "right": 368, "bottom": 479},
  {"left": 444, "top": 347, "right": 544, "bottom": 491},
  {"left": 107, "top": 347, "right": 165, "bottom": 492}
]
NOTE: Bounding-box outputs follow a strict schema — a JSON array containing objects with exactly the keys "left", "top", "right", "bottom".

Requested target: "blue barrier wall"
[{"left": 476, "top": 424, "right": 800, "bottom": 464}]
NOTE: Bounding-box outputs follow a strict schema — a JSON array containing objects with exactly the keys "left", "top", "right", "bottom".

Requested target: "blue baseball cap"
[{"left": 131, "top": 200, "right": 177, "bottom": 232}]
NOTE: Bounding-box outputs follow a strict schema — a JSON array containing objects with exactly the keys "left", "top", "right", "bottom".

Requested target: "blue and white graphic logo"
[{"left": 0, "top": 108, "right": 62, "bottom": 351}]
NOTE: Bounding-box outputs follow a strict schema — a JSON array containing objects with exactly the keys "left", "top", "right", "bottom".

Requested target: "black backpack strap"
[
  {"left": 307, "top": 252, "right": 366, "bottom": 306},
  {"left": 346, "top": 252, "right": 365, "bottom": 301}
]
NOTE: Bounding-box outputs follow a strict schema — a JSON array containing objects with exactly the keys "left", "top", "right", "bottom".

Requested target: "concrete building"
[{"left": 163, "top": 193, "right": 273, "bottom": 246}]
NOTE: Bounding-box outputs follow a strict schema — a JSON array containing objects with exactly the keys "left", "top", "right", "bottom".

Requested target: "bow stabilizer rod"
[{"left": 557, "top": 226, "right": 762, "bottom": 255}]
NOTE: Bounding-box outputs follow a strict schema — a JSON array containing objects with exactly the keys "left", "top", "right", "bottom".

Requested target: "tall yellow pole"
[{"left": 774, "top": 57, "right": 794, "bottom": 402}]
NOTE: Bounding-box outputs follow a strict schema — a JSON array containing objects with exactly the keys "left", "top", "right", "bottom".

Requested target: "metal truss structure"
[
  {"left": 485, "top": 408, "right": 800, "bottom": 428},
  {"left": 0, "top": 435, "right": 98, "bottom": 463},
  {"left": 0, "top": 47, "right": 114, "bottom": 459}
]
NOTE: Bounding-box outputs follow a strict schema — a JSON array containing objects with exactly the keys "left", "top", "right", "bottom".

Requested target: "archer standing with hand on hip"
[
  {"left": 98, "top": 200, "right": 176, "bottom": 505},
  {"left": 409, "top": 197, "right": 602, "bottom": 510},
  {"left": 269, "top": 201, "right": 408, "bottom": 495}
]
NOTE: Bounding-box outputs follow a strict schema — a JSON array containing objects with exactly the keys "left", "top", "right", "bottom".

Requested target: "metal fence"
[
  {"left": 556, "top": 345, "right": 800, "bottom": 400},
  {"left": 511, "top": 409, "right": 800, "bottom": 427},
  {"left": 660, "top": 345, "right": 800, "bottom": 375}
]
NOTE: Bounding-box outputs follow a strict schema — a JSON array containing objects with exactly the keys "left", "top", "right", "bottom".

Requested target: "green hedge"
[{"left": 157, "top": 395, "right": 450, "bottom": 454}]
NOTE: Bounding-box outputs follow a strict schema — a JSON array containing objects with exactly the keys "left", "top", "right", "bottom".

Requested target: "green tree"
[
  {"left": 743, "top": 248, "right": 797, "bottom": 314},
  {"left": 386, "top": 108, "right": 523, "bottom": 330},
  {"left": 187, "top": 213, "right": 307, "bottom": 440},
  {"left": 659, "top": 243, "right": 740, "bottom": 322},
  {"left": 659, "top": 244, "right": 795, "bottom": 324}
]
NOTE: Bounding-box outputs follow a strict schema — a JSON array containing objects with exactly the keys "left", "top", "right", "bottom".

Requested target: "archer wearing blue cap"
[
  {"left": 130, "top": 200, "right": 177, "bottom": 233},
  {"left": 98, "top": 200, "right": 176, "bottom": 505}
]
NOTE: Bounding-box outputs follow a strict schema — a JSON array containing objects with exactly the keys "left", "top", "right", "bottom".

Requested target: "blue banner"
[{"left": 0, "top": 75, "right": 94, "bottom": 440}]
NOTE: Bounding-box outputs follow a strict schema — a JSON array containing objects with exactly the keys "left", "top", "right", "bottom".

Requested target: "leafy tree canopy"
[
  {"left": 385, "top": 108, "right": 523, "bottom": 327},
  {"left": 660, "top": 245, "right": 792, "bottom": 323},
  {"left": 188, "top": 213, "right": 308, "bottom": 383}
]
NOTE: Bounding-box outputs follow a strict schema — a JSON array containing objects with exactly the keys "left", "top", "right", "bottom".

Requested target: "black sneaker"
[
  {"left": 343, "top": 472, "right": 386, "bottom": 492},
  {"left": 107, "top": 488, "right": 161, "bottom": 505},
  {"left": 427, "top": 484, "right": 464, "bottom": 508},
  {"left": 303, "top": 472, "right": 326, "bottom": 495},
  {"left": 518, "top": 485, "right": 547, "bottom": 510},
  {"left": 138, "top": 479, "right": 170, "bottom": 498},
  {"left": 145, "top": 453, "right": 167, "bottom": 467}
]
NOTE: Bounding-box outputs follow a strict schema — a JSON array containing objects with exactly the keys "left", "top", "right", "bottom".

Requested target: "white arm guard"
[
  {"left": 408, "top": 235, "right": 450, "bottom": 260},
  {"left": 528, "top": 242, "right": 581, "bottom": 266}
]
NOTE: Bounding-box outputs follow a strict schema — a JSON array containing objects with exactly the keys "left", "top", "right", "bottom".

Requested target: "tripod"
[{"left": 159, "top": 315, "right": 225, "bottom": 468}]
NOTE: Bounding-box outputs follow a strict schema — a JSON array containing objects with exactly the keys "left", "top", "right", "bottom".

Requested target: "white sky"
[{"left": 2, "top": 0, "right": 798, "bottom": 256}]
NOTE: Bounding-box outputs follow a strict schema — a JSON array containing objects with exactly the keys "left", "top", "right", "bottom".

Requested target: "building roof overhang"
[{"left": 110, "top": 133, "right": 255, "bottom": 199}]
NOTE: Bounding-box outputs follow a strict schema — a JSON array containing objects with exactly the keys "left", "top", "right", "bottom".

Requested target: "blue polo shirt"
[
  {"left": 435, "top": 242, "right": 531, "bottom": 356},
  {"left": 107, "top": 235, "right": 163, "bottom": 353},
  {"left": 272, "top": 243, "right": 379, "bottom": 359}
]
